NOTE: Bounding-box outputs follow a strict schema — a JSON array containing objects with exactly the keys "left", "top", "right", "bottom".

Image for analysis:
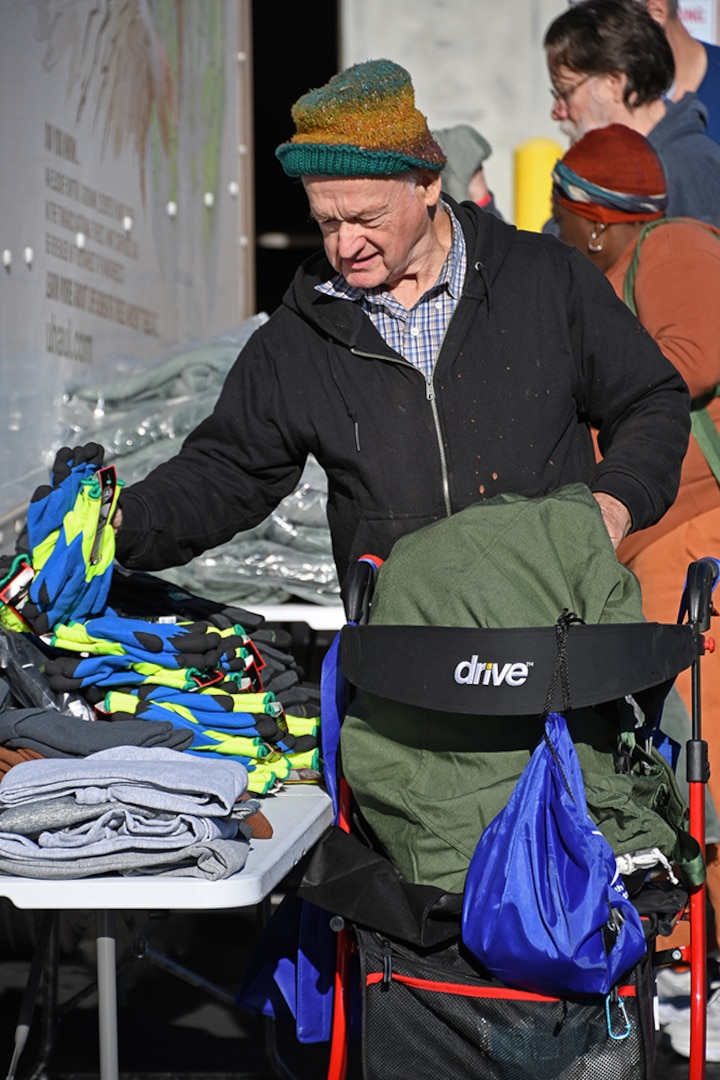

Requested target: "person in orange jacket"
[{"left": 551, "top": 121, "right": 720, "bottom": 1058}]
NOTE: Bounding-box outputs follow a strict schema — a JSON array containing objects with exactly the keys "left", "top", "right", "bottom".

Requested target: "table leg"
[
  {"left": 95, "top": 910, "right": 119, "bottom": 1080},
  {"left": 5, "top": 911, "right": 56, "bottom": 1080}
]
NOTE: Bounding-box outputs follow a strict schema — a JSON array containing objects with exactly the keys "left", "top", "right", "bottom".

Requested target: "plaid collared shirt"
[{"left": 314, "top": 201, "right": 466, "bottom": 378}]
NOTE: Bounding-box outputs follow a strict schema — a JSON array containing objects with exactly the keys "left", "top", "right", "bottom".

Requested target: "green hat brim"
[{"left": 276, "top": 142, "right": 446, "bottom": 178}]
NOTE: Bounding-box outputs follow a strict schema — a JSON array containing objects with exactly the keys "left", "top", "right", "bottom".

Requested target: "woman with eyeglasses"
[{"left": 552, "top": 124, "right": 720, "bottom": 1060}]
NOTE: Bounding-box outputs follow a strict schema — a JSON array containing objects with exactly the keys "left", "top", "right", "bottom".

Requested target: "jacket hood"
[
  {"left": 432, "top": 125, "right": 492, "bottom": 203},
  {"left": 280, "top": 198, "right": 519, "bottom": 347},
  {"left": 654, "top": 91, "right": 710, "bottom": 140}
]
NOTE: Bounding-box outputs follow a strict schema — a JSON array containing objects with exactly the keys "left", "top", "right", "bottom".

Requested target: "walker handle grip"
[
  {"left": 685, "top": 557, "right": 720, "bottom": 633},
  {"left": 341, "top": 554, "right": 383, "bottom": 625}
]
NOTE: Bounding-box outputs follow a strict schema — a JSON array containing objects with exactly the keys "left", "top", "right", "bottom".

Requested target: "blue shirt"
[
  {"left": 315, "top": 201, "right": 466, "bottom": 378},
  {"left": 697, "top": 41, "right": 720, "bottom": 146}
]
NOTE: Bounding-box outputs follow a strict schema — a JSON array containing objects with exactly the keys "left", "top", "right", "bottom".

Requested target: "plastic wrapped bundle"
[{"left": 61, "top": 318, "right": 339, "bottom": 606}]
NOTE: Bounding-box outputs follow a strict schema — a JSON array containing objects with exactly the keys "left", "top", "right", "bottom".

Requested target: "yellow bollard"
[{"left": 514, "top": 136, "right": 566, "bottom": 232}]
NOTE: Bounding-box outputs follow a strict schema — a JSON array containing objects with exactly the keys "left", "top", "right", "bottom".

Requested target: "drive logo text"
[{"left": 453, "top": 657, "right": 533, "bottom": 686}]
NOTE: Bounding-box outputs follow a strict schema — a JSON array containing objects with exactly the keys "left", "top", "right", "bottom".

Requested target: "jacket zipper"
[{"left": 350, "top": 349, "right": 453, "bottom": 517}]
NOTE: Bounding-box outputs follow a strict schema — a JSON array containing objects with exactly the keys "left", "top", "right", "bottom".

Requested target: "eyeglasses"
[{"left": 550, "top": 74, "right": 592, "bottom": 104}]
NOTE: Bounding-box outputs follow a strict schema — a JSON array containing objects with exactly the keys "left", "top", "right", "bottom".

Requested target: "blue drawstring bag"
[{"left": 461, "top": 712, "right": 647, "bottom": 998}]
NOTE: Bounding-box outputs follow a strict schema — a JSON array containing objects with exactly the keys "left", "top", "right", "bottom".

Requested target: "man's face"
[
  {"left": 303, "top": 173, "right": 441, "bottom": 291},
  {"left": 548, "top": 65, "right": 624, "bottom": 144}
]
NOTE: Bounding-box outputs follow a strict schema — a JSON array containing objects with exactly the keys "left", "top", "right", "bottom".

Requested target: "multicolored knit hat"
[
  {"left": 552, "top": 124, "right": 667, "bottom": 224},
  {"left": 275, "top": 59, "right": 447, "bottom": 178}
]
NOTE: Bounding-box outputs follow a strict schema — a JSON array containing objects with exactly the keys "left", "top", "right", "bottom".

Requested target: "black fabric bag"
[{"left": 356, "top": 928, "right": 657, "bottom": 1080}]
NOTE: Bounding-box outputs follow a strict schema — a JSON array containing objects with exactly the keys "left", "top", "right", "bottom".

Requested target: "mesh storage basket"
[{"left": 357, "top": 928, "right": 656, "bottom": 1080}]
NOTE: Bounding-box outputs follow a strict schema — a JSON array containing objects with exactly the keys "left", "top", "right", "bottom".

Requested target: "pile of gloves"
[
  {"left": 0, "top": 446, "right": 321, "bottom": 794},
  {"left": 1, "top": 443, "right": 118, "bottom": 635}
]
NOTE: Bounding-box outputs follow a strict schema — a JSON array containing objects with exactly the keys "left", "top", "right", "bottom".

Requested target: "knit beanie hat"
[
  {"left": 552, "top": 124, "right": 667, "bottom": 224},
  {"left": 275, "top": 59, "right": 447, "bottom": 178}
]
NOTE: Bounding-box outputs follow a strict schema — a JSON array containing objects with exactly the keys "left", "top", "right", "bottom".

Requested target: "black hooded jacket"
[{"left": 116, "top": 199, "right": 690, "bottom": 580}]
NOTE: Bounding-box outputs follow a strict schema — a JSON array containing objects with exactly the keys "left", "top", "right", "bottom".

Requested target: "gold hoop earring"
[{"left": 587, "top": 223, "right": 606, "bottom": 253}]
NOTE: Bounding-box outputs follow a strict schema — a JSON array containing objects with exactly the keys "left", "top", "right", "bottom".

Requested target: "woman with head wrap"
[{"left": 552, "top": 121, "right": 720, "bottom": 1017}]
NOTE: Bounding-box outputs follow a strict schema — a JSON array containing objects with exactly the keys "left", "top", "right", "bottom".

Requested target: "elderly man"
[
  {"left": 113, "top": 58, "right": 689, "bottom": 582},
  {"left": 613, "top": 0, "right": 720, "bottom": 143},
  {"left": 546, "top": 0, "right": 720, "bottom": 224}
]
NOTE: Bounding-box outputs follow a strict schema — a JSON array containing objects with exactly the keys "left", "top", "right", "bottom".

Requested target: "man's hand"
[
  {"left": 112, "top": 507, "right": 123, "bottom": 535},
  {"left": 592, "top": 492, "right": 632, "bottom": 550}
]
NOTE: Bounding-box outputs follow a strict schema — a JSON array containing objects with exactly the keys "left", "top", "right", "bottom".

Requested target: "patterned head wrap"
[
  {"left": 275, "top": 59, "right": 447, "bottom": 178},
  {"left": 552, "top": 124, "right": 668, "bottom": 223}
]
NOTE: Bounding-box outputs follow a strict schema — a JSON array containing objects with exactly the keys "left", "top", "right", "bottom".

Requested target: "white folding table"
[
  {"left": 249, "top": 604, "right": 344, "bottom": 631},
  {"left": 0, "top": 784, "right": 334, "bottom": 1080}
]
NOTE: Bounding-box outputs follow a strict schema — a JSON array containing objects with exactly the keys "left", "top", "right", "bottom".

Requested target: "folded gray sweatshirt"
[
  {"left": 0, "top": 708, "right": 192, "bottom": 757},
  {"left": 0, "top": 745, "right": 248, "bottom": 815},
  {"left": 0, "top": 837, "right": 251, "bottom": 880}
]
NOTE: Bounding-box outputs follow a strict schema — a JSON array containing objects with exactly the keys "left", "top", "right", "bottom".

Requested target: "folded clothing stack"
[{"left": 0, "top": 745, "right": 262, "bottom": 880}]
